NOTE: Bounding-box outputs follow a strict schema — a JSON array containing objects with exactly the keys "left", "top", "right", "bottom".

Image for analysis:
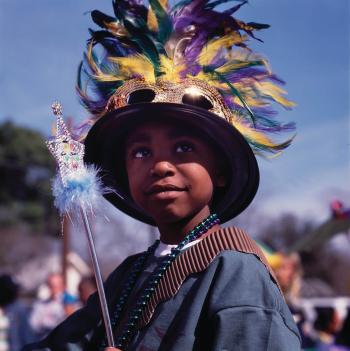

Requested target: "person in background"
[
  {"left": 78, "top": 276, "right": 97, "bottom": 305},
  {"left": 274, "top": 253, "right": 302, "bottom": 304},
  {"left": 0, "top": 306, "right": 9, "bottom": 351},
  {"left": 313, "top": 307, "right": 343, "bottom": 351},
  {"left": 274, "top": 253, "right": 315, "bottom": 349},
  {"left": 0, "top": 274, "right": 34, "bottom": 351},
  {"left": 29, "top": 272, "right": 77, "bottom": 339},
  {"left": 335, "top": 308, "right": 350, "bottom": 350}
]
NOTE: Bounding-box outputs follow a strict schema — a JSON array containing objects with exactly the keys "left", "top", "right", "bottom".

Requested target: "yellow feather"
[
  {"left": 92, "top": 73, "right": 125, "bottom": 82},
  {"left": 109, "top": 55, "right": 156, "bottom": 83},
  {"left": 147, "top": 0, "right": 168, "bottom": 31},
  {"left": 230, "top": 116, "right": 295, "bottom": 153},
  {"left": 223, "top": 81, "right": 265, "bottom": 108},
  {"left": 194, "top": 72, "right": 231, "bottom": 90},
  {"left": 103, "top": 21, "right": 129, "bottom": 38},
  {"left": 215, "top": 59, "right": 264, "bottom": 74},
  {"left": 87, "top": 41, "right": 99, "bottom": 74},
  {"left": 87, "top": 41, "right": 124, "bottom": 82},
  {"left": 226, "top": 48, "right": 248, "bottom": 61},
  {"left": 159, "top": 55, "right": 184, "bottom": 82},
  {"left": 198, "top": 33, "right": 245, "bottom": 66},
  {"left": 225, "top": 49, "right": 271, "bottom": 73},
  {"left": 193, "top": 71, "right": 211, "bottom": 82},
  {"left": 255, "top": 81, "right": 295, "bottom": 108},
  {"left": 230, "top": 118, "right": 278, "bottom": 148}
]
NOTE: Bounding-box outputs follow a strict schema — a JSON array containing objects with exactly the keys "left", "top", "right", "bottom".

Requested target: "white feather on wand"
[{"left": 52, "top": 166, "right": 106, "bottom": 215}]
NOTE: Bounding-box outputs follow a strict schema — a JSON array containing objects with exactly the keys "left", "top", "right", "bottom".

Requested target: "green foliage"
[{"left": 0, "top": 120, "right": 58, "bottom": 233}]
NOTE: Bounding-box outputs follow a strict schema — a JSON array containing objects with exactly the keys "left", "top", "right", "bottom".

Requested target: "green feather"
[
  {"left": 246, "top": 22, "right": 270, "bottom": 30},
  {"left": 204, "top": 66, "right": 256, "bottom": 125},
  {"left": 91, "top": 10, "right": 116, "bottom": 29},
  {"left": 171, "top": 0, "right": 192, "bottom": 13},
  {"left": 77, "top": 61, "right": 84, "bottom": 91},
  {"left": 123, "top": 18, "right": 161, "bottom": 72},
  {"left": 149, "top": 0, "right": 173, "bottom": 44}
]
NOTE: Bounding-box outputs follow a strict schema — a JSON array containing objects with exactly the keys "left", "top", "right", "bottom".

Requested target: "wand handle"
[{"left": 80, "top": 207, "right": 115, "bottom": 347}]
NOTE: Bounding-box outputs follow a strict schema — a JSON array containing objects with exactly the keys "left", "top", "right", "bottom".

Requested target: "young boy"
[{"left": 24, "top": 1, "right": 301, "bottom": 350}]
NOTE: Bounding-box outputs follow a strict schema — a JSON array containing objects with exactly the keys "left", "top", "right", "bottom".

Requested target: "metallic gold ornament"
[{"left": 105, "top": 78, "right": 233, "bottom": 123}]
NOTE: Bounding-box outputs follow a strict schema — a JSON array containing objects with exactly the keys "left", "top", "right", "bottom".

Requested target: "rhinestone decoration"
[
  {"left": 105, "top": 78, "right": 232, "bottom": 122},
  {"left": 46, "top": 102, "right": 85, "bottom": 186},
  {"left": 101, "top": 214, "right": 220, "bottom": 350}
]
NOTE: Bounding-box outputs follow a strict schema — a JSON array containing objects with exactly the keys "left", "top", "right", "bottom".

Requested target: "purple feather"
[
  {"left": 224, "top": 67, "right": 268, "bottom": 83},
  {"left": 77, "top": 91, "right": 108, "bottom": 115},
  {"left": 268, "top": 74, "right": 286, "bottom": 85}
]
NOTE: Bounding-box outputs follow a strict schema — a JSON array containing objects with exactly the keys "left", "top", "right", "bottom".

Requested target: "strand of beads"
[
  {"left": 100, "top": 240, "right": 160, "bottom": 350},
  {"left": 115, "top": 213, "right": 220, "bottom": 349}
]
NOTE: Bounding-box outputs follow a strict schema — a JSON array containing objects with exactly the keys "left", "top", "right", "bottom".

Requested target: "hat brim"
[{"left": 84, "top": 103, "right": 259, "bottom": 225}]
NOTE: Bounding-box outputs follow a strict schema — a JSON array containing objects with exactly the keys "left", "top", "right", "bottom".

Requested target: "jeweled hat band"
[{"left": 106, "top": 78, "right": 233, "bottom": 123}]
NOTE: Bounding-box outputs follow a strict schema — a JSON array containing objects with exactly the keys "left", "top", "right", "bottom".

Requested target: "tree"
[
  {"left": 258, "top": 213, "right": 315, "bottom": 252},
  {"left": 0, "top": 120, "right": 58, "bottom": 232}
]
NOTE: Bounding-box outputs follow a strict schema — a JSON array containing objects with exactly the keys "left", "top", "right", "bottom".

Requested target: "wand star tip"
[{"left": 52, "top": 101, "right": 63, "bottom": 116}]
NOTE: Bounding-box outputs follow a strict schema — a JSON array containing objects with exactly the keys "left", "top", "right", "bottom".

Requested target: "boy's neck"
[{"left": 157, "top": 208, "right": 221, "bottom": 245}]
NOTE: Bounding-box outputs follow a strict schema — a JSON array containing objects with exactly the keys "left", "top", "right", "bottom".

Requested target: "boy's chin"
[
  {"left": 147, "top": 206, "right": 193, "bottom": 226},
  {"left": 147, "top": 205, "right": 210, "bottom": 227}
]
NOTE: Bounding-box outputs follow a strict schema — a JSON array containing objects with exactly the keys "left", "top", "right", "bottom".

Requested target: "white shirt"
[{"left": 154, "top": 239, "right": 200, "bottom": 257}]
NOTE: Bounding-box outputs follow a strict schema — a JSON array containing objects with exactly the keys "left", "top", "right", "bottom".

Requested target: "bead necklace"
[{"left": 101, "top": 213, "right": 219, "bottom": 350}]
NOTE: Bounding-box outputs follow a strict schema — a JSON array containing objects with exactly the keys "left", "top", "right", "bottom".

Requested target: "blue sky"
[{"left": 0, "top": 0, "right": 349, "bottom": 224}]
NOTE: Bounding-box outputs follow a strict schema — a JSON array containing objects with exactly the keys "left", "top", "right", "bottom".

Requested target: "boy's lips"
[{"left": 145, "top": 184, "right": 188, "bottom": 200}]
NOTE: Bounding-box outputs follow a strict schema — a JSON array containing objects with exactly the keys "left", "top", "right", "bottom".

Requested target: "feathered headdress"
[{"left": 77, "top": 0, "right": 295, "bottom": 155}]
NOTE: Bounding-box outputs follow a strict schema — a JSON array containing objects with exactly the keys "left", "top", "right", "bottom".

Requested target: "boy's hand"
[{"left": 104, "top": 348, "right": 122, "bottom": 351}]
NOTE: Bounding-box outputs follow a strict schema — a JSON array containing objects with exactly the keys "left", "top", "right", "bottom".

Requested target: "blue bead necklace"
[{"left": 101, "top": 213, "right": 220, "bottom": 350}]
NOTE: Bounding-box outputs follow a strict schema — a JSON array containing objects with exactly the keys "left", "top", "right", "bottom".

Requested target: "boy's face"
[{"left": 124, "top": 120, "right": 225, "bottom": 225}]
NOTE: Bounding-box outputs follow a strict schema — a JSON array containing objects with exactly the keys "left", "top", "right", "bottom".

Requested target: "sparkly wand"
[{"left": 47, "top": 102, "right": 115, "bottom": 348}]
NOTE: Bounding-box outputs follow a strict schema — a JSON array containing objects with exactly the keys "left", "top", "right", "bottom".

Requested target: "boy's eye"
[
  {"left": 132, "top": 148, "right": 151, "bottom": 158},
  {"left": 175, "top": 143, "right": 194, "bottom": 153}
]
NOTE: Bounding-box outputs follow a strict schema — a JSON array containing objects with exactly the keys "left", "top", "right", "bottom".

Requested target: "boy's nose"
[{"left": 150, "top": 160, "right": 176, "bottom": 178}]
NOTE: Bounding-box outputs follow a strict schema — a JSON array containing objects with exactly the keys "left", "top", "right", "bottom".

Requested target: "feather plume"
[
  {"left": 159, "top": 54, "right": 184, "bottom": 81},
  {"left": 147, "top": 0, "right": 169, "bottom": 31},
  {"left": 254, "top": 81, "right": 295, "bottom": 109},
  {"left": 109, "top": 54, "right": 156, "bottom": 82},
  {"left": 197, "top": 33, "right": 245, "bottom": 66},
  {"left": 230, "top": 115, "right": 294, "bottom": 154},
  {"left": 53, "top": 166, "right": 109, "bottom": 214},
  {"left": 77, "top": 0, "right": 295, "bottom": 155}
]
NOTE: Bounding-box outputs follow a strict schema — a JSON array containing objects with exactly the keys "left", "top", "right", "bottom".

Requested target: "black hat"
[{"left": 84, "top": 102, "right": 259, "bottom": 225}]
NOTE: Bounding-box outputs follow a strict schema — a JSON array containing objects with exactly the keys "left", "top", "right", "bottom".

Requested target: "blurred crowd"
[
  {"left": 0, "top": 255, "right": 349, "bottom": 351},
  {"left": 273, "top": 253, "right": 350, "bottom": 351},
  {"left": 0, "top": 273, "right": 96, "bottom": 351}
]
